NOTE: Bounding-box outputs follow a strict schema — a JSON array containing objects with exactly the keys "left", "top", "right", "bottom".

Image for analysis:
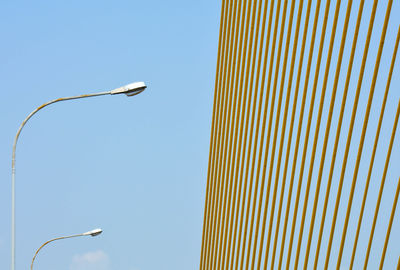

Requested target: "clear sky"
[
  {"left": 0, "top": 0, "right": 220, "bottom": 269},
  {"left": 1, "top": 0, "right": 400, "bottom": 270}
]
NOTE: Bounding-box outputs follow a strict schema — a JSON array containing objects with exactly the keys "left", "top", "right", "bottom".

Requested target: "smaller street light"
[
  {"left": 82, "top": 228, "right": 103, "bottom": 236},
  {"left": 30, "top": 228, "right": 103, "bottom": 270}
]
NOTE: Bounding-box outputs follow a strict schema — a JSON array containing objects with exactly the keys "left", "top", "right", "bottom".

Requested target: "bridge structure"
[{"left": 200, "top": 0, "right": 400, "bottom": 269}]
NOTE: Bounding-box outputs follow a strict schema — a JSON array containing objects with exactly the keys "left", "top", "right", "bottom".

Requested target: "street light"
[
  {"left": 11, "top": 82, "right": 146, "bottom": 270},
  {"left": 30, "top": 228, "right": 103, "bottom": 270}
]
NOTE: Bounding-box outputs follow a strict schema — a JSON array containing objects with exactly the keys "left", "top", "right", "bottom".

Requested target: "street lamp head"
[
  {"left": 110, "top": 82, "right": 147, "bottom": 97},
  {"left": 82, "top": 228, "right": 103, "bottom": 237}
]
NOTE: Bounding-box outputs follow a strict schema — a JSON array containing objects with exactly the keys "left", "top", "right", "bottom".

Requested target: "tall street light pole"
[
  {"left": 30, "top": 228, "right": 103, "bottom": 270},
  {"left": 11, "top": 81, "right": 146, "bottom": 270}
]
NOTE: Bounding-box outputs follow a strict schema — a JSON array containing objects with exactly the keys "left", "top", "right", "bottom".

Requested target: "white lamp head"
[
  {"left": 110, "top": 82, "right": 147, "bottom": 97},
  {"left": 82, "top": 228, "right": 103, "bottom": 237}
]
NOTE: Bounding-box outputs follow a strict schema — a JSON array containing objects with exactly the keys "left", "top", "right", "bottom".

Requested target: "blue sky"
[
  {"left": 1, "top": 0, "right": 400, "bottom": 269},
  {"left": 0, "top": 0, "right": 220, "bottom": 269}
]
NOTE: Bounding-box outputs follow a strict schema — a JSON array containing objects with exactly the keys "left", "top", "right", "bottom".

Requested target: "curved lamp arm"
[
  {"left": 12, "top": 90, "right": 111, "bottom": 174},
  {"left": 11, "top": 81, "right": 146, "bottom": 270},
  {"left": 30, "top": 228, "right": 102, "bottom": 270},
  {"left": 30, "top": 234, "right": 82, "bottom": 270}
]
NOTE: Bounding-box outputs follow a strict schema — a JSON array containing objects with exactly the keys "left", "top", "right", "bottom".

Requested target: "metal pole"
[{"left": 11, "top": 91, "right": 110, "bottom": 270}]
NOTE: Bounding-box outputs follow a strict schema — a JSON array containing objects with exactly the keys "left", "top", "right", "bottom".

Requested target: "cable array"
[{"left": 200, "top": 0, "right": 400, "bottom": 269}]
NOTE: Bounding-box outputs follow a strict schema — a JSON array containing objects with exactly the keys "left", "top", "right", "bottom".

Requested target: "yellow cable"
[
  {"left": 199, "top": 0, "right": 226, "bottom": 267},
  {"left": 218, "top": 0, "right": 265, "bottom": 267},
  {"left": 229, "top": 0, "right": 277, "bottom": 268},
  {"left": 223, "top": 0, "right": 270, "bottom": 268},
  {"left": 228, "top": 1, "right": 276, "bottom": 269},
  {"left": 365, "top": 98, "right": 399, "bottom": 268},
  {"left": 380, "top": 176, "right": 400, "bottom": 269},
  {"left": 246, "top": 0, "right": 290, "bottom": 267},
  {"left": 303, "top": 0, "right": 363, "bottom": 268},
  {"left": 220, "top": 0, "right": 254, "bottom": 268},
  {"left": 324, "top": 0, "right": 393, "bottom": 268},
  {"left": 294, "top": 0, "right": 345, "bottom": 267},
  {"left": 349, "top": 23, "right": 400, "bottom": 269},
  {"left": 313, "top": 0, "right": 378, "bottom": 267},
  {"left": 231, "top": 0, "right": 282, "bottom": 268},
  {"left": 235, "top": 0, "right": 282, "bottom": 267},
  {"left": 363, "top": 16, "right": 397, "bottom": 265},
  {"left": 339, "top": 22, "right": 399, "bottom": 270},
  {"left": 210, "top": 0, "right": 242, "bottom": 267},
  {"left": 285, "top": 0, "right": 329, "bottom": 267},
  {"left": 204, "top": 0, "right": 234, "bottom": 267},
  {"left": 276, "top": 0, "right": 313, "bottom": 268},
  {"left": 216, "top": 0, "right": 259, "bottom": 267},
  {"left": 269, "top": 0, "right": 305, "bottom": 268},
  {"left": 212, "top": 1, "right": 244, "bottom": 268},
  {"left": 256, "top": 0, "right": 295, "bottom": 267}
]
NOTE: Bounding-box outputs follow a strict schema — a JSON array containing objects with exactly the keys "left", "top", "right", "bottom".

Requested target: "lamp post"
[
  {"left": 30, "top": 228, "right": 103, "bottom": 270},
  {"left": 11, "top": 82, "right": 146, "bottom": 270}
]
